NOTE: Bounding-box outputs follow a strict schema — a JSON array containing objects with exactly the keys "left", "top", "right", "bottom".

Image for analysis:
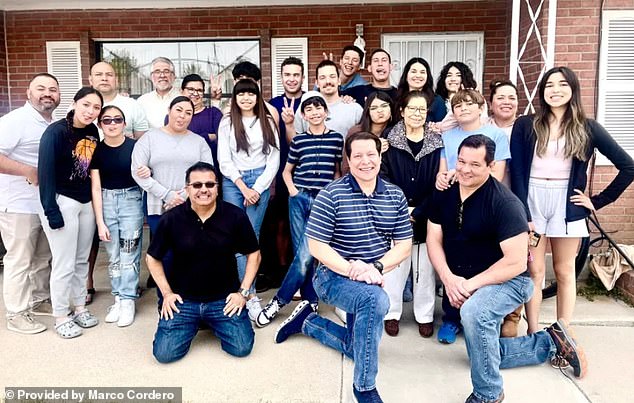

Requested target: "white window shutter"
[
  {"left": 597, "top": 11, "right": 634, "bottom": 160},
  {"left": 46, "top": 41, "right": 82, "bottom": 121},
  {"left": 271, "top": 38, "right": 308, "bottom": 97}
]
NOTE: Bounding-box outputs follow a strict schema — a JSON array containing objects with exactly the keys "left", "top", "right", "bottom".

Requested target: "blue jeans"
[
  {"left": 303, "top": 265, "right": 389, "bottom": 392},
  {"left": 222, "top": 167, "right": 271, "bottom": 293},
  {"left": 276, "top": 191, "right": 318, "bottom": 305},
  {"left": 461, "top": 274, "right": 556, "bottom": 401},
  {"left": 153, "top": 299, "right": 254, "bottom": 363},
  {"left": 101, "top": 187, "right": 143, "bottom": 300}
]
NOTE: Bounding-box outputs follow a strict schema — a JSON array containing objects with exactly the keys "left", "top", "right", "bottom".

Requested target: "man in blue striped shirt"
[{"left": 275, "top": 132, "right": 413, "bottom": 403}]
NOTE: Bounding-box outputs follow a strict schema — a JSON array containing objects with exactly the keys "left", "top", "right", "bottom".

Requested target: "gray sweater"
[{"left": 131, "top": 128, "right": 213, "bottom": 215}]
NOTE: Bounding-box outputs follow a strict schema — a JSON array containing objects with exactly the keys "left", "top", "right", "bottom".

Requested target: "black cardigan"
[
  {"left": 380, "top": 120, "right": 443, "bottom": 242},
  {"left": 510, "top": 115, "right": 634, "bottom": 223}
]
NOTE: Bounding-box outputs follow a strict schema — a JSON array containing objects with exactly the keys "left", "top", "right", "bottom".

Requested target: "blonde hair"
[{"left": 533, "top": 67, "right": 589, "bottom": 161}]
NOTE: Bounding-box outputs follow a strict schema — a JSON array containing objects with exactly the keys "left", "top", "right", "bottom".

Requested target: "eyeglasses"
[
  {"left": 406, "top": 106, "right": 427, "bottom": 115},
  {"left": 187, "top": 181, "right": 218, "bottom": 189},
  {"left": 369, "top": 103, "right": 390, "bottom": 111},
  {"left": 152, "top": 69, "right": 174, "bottom": 76},
  {"left": 184, "top": 87, "right": 204, "bottom": 95},
  {"left": 100, "top": 117, "right": 125, "bottom": 125}
]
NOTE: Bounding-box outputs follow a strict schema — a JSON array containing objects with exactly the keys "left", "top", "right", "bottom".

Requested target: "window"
[
  {"left": 97, "top": 39, "right": 261, "bottom": 98},
  {"left": 597, "top": 10, "right": 634, "bottom": 160},
  {"left": 382, "top": 33, "right": 484, "bottom": 91}
]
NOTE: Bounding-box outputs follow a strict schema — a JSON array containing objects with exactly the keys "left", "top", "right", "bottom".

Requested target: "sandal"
[
  {"left": 72, "top": 310, "right": 99, "bottom": 328},
  {"left": 55, "top": 319, "right": 83, "bottom": 339},
  {"left": 85, "top": 288, "right": 95, "bottom": 305}
]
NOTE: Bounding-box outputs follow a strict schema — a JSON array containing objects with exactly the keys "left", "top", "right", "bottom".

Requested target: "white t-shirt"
[
  {"left": 103, "top": 94, "right": 149, "bottom": 138},
  {"left": 294, "top": 99, "right": 362, "bottom": 138},
  {"left": 137, "top": 87, "right": 181, "bottom": 129},
  {"left": 0, "top": 102, "right": 53, "bottom": 213}
]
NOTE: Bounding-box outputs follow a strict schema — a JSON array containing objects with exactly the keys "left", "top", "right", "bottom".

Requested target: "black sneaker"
[
  {"left": 274, "top": 300, "right": 312, "bottom": 344},
  {"left": 546, "top": 319, "right": 587, "bottom": 378},
  {"left": 464, "top": 391, "right": 504, "bottom": 403},
  {"left": 353, "top": 387, "right": 383, "bottom": 403},
  {"left": 256, "top": 297, "right": 284, "bottom": 328}
]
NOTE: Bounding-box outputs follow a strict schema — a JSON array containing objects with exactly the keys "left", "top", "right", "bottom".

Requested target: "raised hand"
[
  {"left": 281, "top": 96, "right": 296, "bottom": 125},
  {"left": 209, "top": 71, "right": 223, "bottom": 100}
]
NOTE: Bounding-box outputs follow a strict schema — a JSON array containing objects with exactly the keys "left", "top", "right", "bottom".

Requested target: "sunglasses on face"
[
  {"left": 187, "top": 181, "right": 218, "bottom": 189},
  {"left": 100, "top": 117, "right": 125, "bottom": 125}
]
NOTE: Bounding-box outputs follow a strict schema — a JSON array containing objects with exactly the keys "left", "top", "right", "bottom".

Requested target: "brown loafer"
[
  {"left": 384, "top": 319, "right": 399, "bottom": 336},
  {"left": 418, "top": 321, "right": 434, "bottom": 338}
]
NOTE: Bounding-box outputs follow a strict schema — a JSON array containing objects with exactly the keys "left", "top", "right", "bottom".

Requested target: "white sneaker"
[
  {"left": 105, "top": 296, "right": 120, "bottom": 323},
  {"left": 246, "top": 296, "right": 263, "bottom": 322},
  {"left": 7, "top": 313, "right": 46, "bottom": 334},
  {"left": 335, "top": 307, "right": 347, "bottom": 324},
  {"left": 117, "top": 299, "right": 135, "bottom": 327}
]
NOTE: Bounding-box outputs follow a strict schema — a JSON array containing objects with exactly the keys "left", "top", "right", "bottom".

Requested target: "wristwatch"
[
  {"left": 238, "top": 288, "right": 249, "bottom": 299},
  {"left": 372, "top": 261, "right": 384, "bottom": 274}
]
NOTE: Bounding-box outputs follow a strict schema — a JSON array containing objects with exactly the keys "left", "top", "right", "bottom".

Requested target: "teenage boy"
[
  {"left": 256, "top": 91, "right": 344, "bottom": 327},
  {"left": 344, "top": 48, "right": 397, "bottom": 107}
]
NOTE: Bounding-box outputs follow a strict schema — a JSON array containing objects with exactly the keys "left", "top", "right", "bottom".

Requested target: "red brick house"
[{"left": 0, "top": 0, "right": 632, "bottom": 248}]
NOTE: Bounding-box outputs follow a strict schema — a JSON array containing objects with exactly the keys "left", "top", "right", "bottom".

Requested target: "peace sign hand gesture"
[
  {"left": 209, "top": 72, "right": 223, "bottom": 100},
  {"left": 281, "top": 97, "right": 296, "bottom": 125}
]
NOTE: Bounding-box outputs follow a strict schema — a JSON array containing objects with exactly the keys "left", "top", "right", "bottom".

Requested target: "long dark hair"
[
  {"left": 66, "top": 86, "right": 103, "bottom": 136},
  {"left": 436, "top": 61, "right": 477, "bottom": 100},
  {"left": 229, "top": 79, "right": 278, "bottom": 155},
  {"left": 533, "top": 66, "right": 589, "bottom": 161},
  {"left": 359, "top": 91, "right": 395, "bottom": 134},
  {"left": 396, "top": 57, "right": 434, "bottom": 110}
]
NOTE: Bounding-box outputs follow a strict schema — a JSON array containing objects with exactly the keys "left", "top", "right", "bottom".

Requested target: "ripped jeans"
[{"left": 101, "top": 187, "right": 144, "bottom": 300}]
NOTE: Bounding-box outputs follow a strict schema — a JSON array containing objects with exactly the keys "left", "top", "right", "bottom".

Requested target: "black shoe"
[
  {"left": 353, "top": 387, "right": 383, "bottom": 403},
  {"left": 465, "top": 391, "right": 504, "bottom": 403},
  {"left": 255, "top": 273, "right": 271, "bottom": 293},
  {"left": 546, "top": 319, "right": 587, "bottom": 378},
  {"left": 274, "top": 300, "right": 312, "bottom": 344}
]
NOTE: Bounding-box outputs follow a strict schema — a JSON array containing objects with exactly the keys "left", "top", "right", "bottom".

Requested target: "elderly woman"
[{"left": 380, "top": 90, "right": 443, "bottom": 338}]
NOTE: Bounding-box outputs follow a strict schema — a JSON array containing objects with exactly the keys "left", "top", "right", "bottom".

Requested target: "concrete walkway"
[{"left": 1, "top": 242, "right": 633, "bottom": 403}]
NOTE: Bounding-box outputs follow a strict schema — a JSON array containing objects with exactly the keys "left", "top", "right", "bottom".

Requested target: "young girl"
[
  {"left": 90, "top": 106, "right": 144, "bottom": 327},
  {"left": 510, "top": 66, "right": 634, "bottom": 366},
  {"left": 256, "top": 92, "right": 343, "bottom": 327},
  {"left": 217, "top": 79, "right": 280, "bottom": 320},
  {"left": 38, "top": 87, "right": 102, "bottom": 339},
  {"left": 436, "top": 61, "right": 488, "bottom": 131}
]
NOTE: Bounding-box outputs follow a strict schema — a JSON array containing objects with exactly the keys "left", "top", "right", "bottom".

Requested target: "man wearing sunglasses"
[
  {"left": 147, "top": 162, "right": 260, "bottom": 362},
  {"left": 426, "top": 135, "right": 586, "bottom": 403}
]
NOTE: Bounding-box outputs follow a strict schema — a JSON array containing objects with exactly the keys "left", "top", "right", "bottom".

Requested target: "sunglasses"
[
  {"left": 100, "top": 117, "right": 125, "bottom": 125},
  {"left": 188, "top": 181, "right": 218, "bottom": 189}
]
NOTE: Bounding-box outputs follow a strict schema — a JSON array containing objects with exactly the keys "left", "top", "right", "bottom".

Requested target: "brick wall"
[
  {"left": 2, "top": 1, "right": 510, "bottom": 109},
  {"left": 0, "top": 11, "right": 9, "bottom": 114}
]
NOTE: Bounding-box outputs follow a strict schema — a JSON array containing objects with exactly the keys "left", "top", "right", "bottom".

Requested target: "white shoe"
[
  {"left": 117, "top": 299, "right": 135, "bottom": 327},
  {"left": 335, "top": 307, "right": 347, "bottom": 324},
  {"left": 105, "top": 296, "right": 120, "bottom": 323},
  {"left": 246, "top": 296, "right": 263, "bottom": 322}
]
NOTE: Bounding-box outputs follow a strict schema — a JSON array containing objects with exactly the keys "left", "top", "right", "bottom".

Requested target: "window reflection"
[{"left": 98, "top": 40, "right": 260, "bottom": 99}]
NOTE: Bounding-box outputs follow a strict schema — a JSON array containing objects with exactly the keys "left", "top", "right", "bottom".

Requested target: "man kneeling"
[
  {"left": 427, "top": 135, "right": 587, "bottom": 402},
  {"left": 147, "top": 162, "right": 260, "bottom": 363}
]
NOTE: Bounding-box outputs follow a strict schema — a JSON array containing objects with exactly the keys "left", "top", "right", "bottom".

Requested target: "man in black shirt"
[
  {"left": 427, "top": 135, "right": 587, "bottom": 403},
  {"left": 148, "top": 162, "right": 260, "bottom": 362}
]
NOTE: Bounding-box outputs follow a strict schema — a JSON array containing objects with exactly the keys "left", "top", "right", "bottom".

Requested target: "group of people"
[{"left": 1, "top": 43, "right": 633, "bottom": 403}]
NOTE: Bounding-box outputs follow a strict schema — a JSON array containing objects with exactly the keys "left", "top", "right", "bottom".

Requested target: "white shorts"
[{"left": 527, "top": 178, "right": 589, "bottom": 238}]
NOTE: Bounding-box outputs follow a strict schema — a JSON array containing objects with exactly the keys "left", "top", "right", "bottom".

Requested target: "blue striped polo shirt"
[
  {"left": 306, "top": 173, "right": 413, "bottom": 262},
  {"left": 287, "top": 131, "right": 344, "bottom": 191}
]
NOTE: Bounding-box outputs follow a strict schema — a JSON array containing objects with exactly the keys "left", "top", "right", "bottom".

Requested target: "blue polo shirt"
[{"left": 305, "top": 173, "right": 412, "bottom": 263}]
